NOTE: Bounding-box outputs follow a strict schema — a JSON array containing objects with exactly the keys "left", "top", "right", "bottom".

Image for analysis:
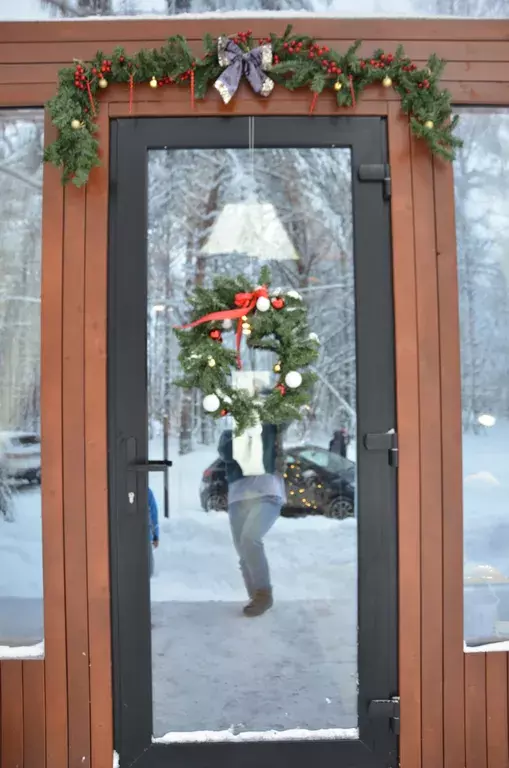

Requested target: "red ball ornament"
[
  {"left": 276, "top": 384, "right": 286, "bottom": 396},
  {"left": 271, "top": 297, "right": 285, "bottom": 310},
  {"left": 220, "top": 409, "right": 228, "bottom": 417},
  {"left": 209, "top": 329, "right": 222, "bottom": 342}
]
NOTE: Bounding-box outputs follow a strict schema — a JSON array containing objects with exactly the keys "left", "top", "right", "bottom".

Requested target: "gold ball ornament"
[
  {"left": 242, "top": 322, "right": 251, "bottom": 331},
  {"left": 207, "top": 357, "right": 216, "bottom": 368},
  {"left": 274, "top": 363, "right": 281, "bottom": 373},
  {"left": 149, "top": 77, "right": 158, "bottom": 88},
  {"left": 242, "top": 327, "right": 252, "bottom": 336},
  {"left": 98, "top": 77, "right": 108, "bottom": 89},
  {"left": 424, "top": 120, "right": 434, "bottom": 130},
  {"left": 71, "top": 119, "right": 82, "bottom": 130},
  {"left": 382, "top": 76, "right": 393, "bottom": 88},
  {"left": 334, "top": 81, "right": 342, "bottom": 92}
]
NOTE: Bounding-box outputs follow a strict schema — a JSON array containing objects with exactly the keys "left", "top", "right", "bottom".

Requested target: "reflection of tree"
[
  {"left": 40, "top": 0, "right": 509, "bottom": 16},
  {"left": 0, "top": 116, "right": 43, "bottom": 432},
  {"left": 147, "top": 147, "right": 355, "bottom": 454},
  {"left": 452, "top": 112, "right": 509, "bottom": 431}
]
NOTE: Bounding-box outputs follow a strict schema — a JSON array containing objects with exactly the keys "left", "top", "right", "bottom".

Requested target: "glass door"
[{"left": 108, "top": 116, "right": 397, "bottom": 768}]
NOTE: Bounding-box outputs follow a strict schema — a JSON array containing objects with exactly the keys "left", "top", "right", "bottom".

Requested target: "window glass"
[
  {"left": 454, "top": 108, "right": 509, "bottom": 651},
  {"left": 3, "top": 0, "right": 507, "bottom": 20},
  {"left": 0, "top": 110, "right": 44, "bottom": 657}
]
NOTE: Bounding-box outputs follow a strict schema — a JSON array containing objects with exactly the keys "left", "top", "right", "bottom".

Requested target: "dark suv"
[{"left": 200, "top": 444, "right": 355, "bottom": 520}]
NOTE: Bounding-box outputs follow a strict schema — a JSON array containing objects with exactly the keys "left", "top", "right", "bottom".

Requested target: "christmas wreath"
[
  {"left": 173, "top": 267, "right": 319, "bottom": 435},
  {"left": 44, "top": 25, "right": 462, "bottom": 186}
]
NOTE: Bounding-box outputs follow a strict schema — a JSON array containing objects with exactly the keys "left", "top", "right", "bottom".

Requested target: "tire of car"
[
  {"left": 205, "top": 493, "right": 228, "bottom": 513},
  {"left": 325, "top": 495, "right": 354, "bottom": 520}
]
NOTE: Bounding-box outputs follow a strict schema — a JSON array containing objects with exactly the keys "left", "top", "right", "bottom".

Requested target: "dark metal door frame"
[{"left": 108, "top": 116, "right": 398, "bottom": 768}]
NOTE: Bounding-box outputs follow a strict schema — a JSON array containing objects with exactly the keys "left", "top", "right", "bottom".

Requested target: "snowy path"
[{"left": 151, "top": 598, "right": 356, "bottom": 736}]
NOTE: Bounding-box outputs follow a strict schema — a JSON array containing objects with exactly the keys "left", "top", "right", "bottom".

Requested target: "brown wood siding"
[{"left": 0, "top": 17, "right": 508, "bottom": 768}]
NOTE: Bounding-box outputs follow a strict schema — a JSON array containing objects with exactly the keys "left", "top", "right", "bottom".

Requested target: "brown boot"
[{"left": 243, "top": 588, "right": 273, "bottom": 617}]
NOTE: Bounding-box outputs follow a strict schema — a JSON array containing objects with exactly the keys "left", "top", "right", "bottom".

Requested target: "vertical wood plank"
[
  {"left": 486, "top": 653, "right": 509, "bottom": 768},
  {"left": 84, "top": 108, "right": 113, "bottom": 768},
  {"left": 1, "top": 662, "right": 24, "bottom": 768},
  {"left": 465, "top": 653, "right": 487, "bottom": 768},
  {"left": 40, "top": 118, "right": 68, "bottom": 768},
  {"left": 433, "top": 157, "right": 466, "bottom": 768},
  {"left": 388, "top": 103, "right": 421, "bottom": 768},
  {"left": 411, "top": 138, "right": 444, "bottom": 768},
  {"left": 63, "top": 183, "right": 91, "bottom": 768},
  {"left": 22, "top": 662, "right": 46, "bottom": 768}
]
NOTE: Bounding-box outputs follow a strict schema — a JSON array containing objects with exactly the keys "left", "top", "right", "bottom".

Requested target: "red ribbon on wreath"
[{"left": 177, "top": 286, "right": 269, "bottom": 369}]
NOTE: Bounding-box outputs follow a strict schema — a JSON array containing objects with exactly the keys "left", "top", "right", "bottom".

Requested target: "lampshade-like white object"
[{"left": 202, "top": 203, "right": 298, "bottom": 261}]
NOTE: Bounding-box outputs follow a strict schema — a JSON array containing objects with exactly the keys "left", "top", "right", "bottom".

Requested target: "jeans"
[{"left": 228, "top": 496, "right": 282, "bottom": 593}]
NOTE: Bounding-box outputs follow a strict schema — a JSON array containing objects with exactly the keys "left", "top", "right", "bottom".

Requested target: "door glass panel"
[{"left": 147, "top": 146, "right": 357, "bottom": 739}]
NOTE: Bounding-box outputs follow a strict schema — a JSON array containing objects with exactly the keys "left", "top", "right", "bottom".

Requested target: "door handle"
[
  {"left": 125, "top": 437, "right": 172, "bottom": 507},
  {"left": 134, "top": 460, "right": 173, "bottom": 471}
]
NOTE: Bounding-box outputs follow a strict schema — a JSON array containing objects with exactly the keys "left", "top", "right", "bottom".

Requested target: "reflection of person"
[
  {"left": 148, "top": 488, "right": 159, "bottom": 578},
  {"left": 218, "top": 424, "right": 285, "bottom": 617},
  {"left": 329, "top": 429, "right": 348, "bottom": 458}
]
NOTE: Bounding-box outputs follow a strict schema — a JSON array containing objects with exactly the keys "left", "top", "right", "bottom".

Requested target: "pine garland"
[
  {"left": 44, "top": 25, "right": 462, "bottom": 186},
  {"left": 174, "top": 267, "right": 319, "bottom": 435}
]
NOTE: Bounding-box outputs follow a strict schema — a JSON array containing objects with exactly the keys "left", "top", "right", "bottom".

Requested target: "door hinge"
[
  {"left": 358, "top": 163, "right": 391, "bottom": 200},
  {"left": 363, "top": 429, "right": 398, "bottom": 467},
  {"left": 368, "top": 696, "right": 400, "bottom": 735}
]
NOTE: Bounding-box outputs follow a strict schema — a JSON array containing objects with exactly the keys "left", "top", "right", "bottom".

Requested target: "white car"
[{"left": 0, "top": 431, "right": 41, "bottom": 484}]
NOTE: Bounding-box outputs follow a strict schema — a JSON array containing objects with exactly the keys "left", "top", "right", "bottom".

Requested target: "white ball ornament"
[
  {"left": 285, "top": 371, "right": 302, "bottom": 389},
  {"left": 203, "top": 394, "right": 220, "bottom": 413},
  {"left": 222, "top": 319, "right": 233, "bottom": 330},
  {"left": 256, "top": 296, "right": 271, "bottom": 312}
]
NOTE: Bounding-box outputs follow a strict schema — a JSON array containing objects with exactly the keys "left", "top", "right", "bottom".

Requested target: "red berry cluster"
[
  {"left": 233, "top": 29, "right": 253, "bottom": 46},
  {"left": 157, "top": 75, "right": 174, "bottom": 87},
  {"left": 307, "top": 41, "right": 330, "bottom": 61},
  {"left": 418, "top": 79, "right": 431, "bottom": 90},
  {"left": 402, "top": 62, "right": 418, "bottom": 72},
  {"left": 73, "top": 64, "right": 87, "bottom": 90},
  {"left": 276, "top": 383, "right": 286, "bottom": 396},
  {"left": 179, "top": 65, "right": 195, "bottom": 82},
  {"left": 321, "top": 59, "right": 341, "bottom": 76},
  {"left": 90, "top": 59, "right": 112, "bottom": 78},
  {"left": 360, "top": 52, "right": 395, "bottom": 70}
]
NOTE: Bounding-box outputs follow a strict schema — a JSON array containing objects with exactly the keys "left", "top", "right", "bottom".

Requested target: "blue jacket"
[
  {"left": 148, "top": 488, "right": 159, "bottom": 542},
  {"left": 218, "top": 425, "right": 283, "bottom": 485}
]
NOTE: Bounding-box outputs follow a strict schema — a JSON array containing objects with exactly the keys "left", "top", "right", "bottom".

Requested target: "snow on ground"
[{"left": 0, "top": 485, "right": 44, "bottom": 652}]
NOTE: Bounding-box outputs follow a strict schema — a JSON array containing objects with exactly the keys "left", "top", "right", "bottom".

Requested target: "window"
[
  {"left": 3, "top": 0, "right": 507, "bottom": 20},
  {"left": 0, "top": 110, "right": 44, "bottom": 658},
  {"left": 454, "top": 108, "right": 509, "bottom": 651}
]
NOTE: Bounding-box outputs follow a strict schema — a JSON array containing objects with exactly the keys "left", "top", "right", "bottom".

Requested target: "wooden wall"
[{"left": 0, "top": 17, "right": 508, "bottom": 768}]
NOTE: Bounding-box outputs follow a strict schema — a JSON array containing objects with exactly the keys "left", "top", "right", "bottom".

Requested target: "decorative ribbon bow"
[
  {"left": 214, "top": 36, "right": 274, "bottom": 105},
  {"left": 177, "top": 286, "right": 269, "bottom": 369}
]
